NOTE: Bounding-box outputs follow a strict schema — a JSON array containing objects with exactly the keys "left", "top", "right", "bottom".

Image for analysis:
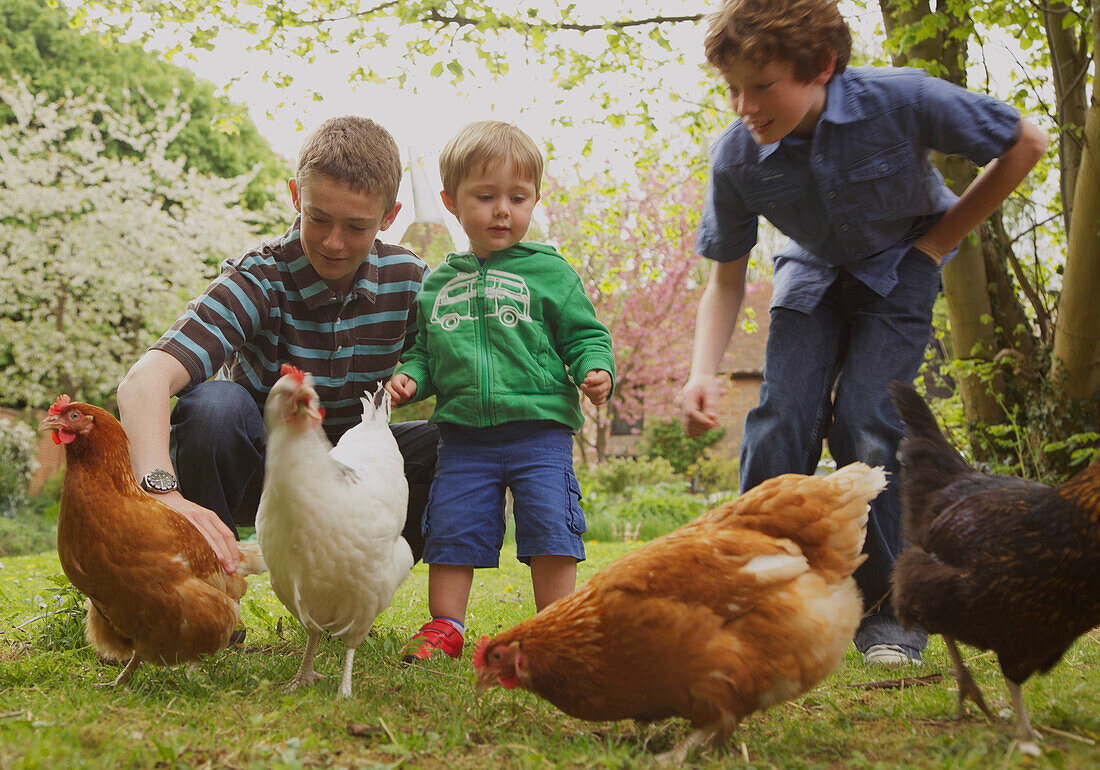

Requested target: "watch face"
[{"left": 142, "top": 469, "right": 177, "bottom": 493}]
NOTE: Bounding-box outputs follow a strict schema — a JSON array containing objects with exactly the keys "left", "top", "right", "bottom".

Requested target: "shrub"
[
  {"left": 0, "top": 416, "right": 38, "bottom": 519},
  {"left": 584, "top": 481, "right": 710, "bottom": 542},
  {"left": 687, "top": 450, "right": 740, "bottom": 496},
  {"left": 0, "top": 513, "right": 56, "bottom": 557},
  {"left": 636, "top": 419, "right": 725, "bottom": 475},
  {"left": 575, "top": 456, "right": 678, "bottom": 497}
]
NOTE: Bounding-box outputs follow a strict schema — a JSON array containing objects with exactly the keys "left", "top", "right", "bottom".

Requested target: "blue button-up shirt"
[{"left": 696, "top": 66, "right": 1020, "bottom": 312}]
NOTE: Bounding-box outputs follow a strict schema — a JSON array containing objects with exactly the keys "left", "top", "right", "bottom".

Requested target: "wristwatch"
[{"left": 140, "top": 468, "right": 178, "bottom": 494}]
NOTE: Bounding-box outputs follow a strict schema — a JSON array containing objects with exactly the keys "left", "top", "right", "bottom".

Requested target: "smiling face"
[
  {"left": 441, "top": 159, "right": 539, "bottom": 260},
  {"left": 289, "top": 174, "right": 401, "bottom": 294},
  {"left": 721, "top": 55, "right": 834, "bottom": 145}
]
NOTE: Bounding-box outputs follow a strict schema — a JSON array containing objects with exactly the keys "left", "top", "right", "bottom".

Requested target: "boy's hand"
[
  {"left": 580, "top": 370, "right": 612, "bottom": 406},
  {"left": 675, "top": 377, "right": 723, "bottom": 437},
  {"left": 385, "top": 373, "right": 417, "bottom": 405}
]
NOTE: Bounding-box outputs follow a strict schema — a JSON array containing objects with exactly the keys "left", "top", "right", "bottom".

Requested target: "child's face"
[
  {"left": 441, "top": 159, "right": 539, "bottom": 260},
  {"left": 289, "top": 174, "right": 401, "bottom": 294},
  {"left": 721, "top": 56, "right": 833, "bottom": 144}
]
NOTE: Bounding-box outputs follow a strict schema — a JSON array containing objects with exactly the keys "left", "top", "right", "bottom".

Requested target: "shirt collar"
[
  {"left": 755, "top": 69, "right": 862, "bottom": 162},
  {"left": 282, "top": 215, "right": 380, "bottom": 309},
  {"left": 820, "top": 68, "right": 864, "bottom": 125}
]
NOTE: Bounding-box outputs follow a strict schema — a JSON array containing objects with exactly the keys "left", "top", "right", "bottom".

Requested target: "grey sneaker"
[{"left": 863, "top": 643, "right": 923, "bottom": 668}]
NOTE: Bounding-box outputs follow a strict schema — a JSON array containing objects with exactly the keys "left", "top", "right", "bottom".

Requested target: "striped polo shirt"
[{"left": 153, "top": 216, "right": 428, "bottom": 442}]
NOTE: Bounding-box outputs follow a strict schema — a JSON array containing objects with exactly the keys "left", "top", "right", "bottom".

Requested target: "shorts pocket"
[{"left": 565, "top": 470, "right": 587, "bottom": 535}]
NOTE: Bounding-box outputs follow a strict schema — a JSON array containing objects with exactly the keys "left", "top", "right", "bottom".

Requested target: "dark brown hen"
[{"left": 888, "top": 381, "right": 1100, "bottom": 755}]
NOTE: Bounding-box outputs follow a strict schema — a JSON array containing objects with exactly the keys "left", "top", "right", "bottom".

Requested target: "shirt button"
[
  {"left": 840, "top": 224, "right": 850, "bottom": 232},
  {"left": 878, "top": 163, "right": 888, "bottom": 172},
  {"left": 814, "top": 154, "right": 824, "bottom": 163},
  {"left": 827, "top": 190, "right": 837, "bottom": 200}
]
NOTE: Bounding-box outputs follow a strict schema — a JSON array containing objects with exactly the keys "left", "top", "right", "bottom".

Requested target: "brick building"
[{"left": 604, "top": 281, "right": 772, "bottom": 461}]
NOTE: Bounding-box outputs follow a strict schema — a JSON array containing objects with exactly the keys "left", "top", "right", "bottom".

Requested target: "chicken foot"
[
  {"left": 289, "top": 629, "right": 326, "bottom": 690},
  {"left": 944, "top": 637, "right": 993, "bottom": 720},
  {"left": 655, "top": 713, "right": 740, "bottom": 765},
  {"left": 1005, "top": 678, "right": 1041, "bottom": 757},
  {"left": 94, "top": 655, "right": 141, "bottom": 688}
]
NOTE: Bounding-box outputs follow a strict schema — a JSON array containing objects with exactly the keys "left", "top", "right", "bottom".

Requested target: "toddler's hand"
[
  {"left": 385, "top": 373, "right": 417, "bottom": 406},
  {"left": 580, "top": 369, "right": 612, "bottom": 406}
]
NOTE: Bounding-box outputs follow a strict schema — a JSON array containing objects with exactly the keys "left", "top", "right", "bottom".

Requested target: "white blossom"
[{"left": 0, "top": 78, "right": 271, "bottom": 407}]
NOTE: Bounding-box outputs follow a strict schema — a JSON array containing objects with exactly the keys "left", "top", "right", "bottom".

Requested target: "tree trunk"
[
  {"left": 1051, "top": 9, "right": 1100, "bottom": 416},
  {"left": 879, "top": 0, "right": 1002, "bottom": 421},
  {"left": 1041, "top": 1, "right": 1089, "bottom": 228}
]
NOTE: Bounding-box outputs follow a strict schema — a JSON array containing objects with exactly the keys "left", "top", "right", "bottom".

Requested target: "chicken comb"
[
  {"left": 280, "top": 363, "right": 306, "bottom": 384},
  {"left": 472, "top": 634, "right": 492, "bottom": 671},
  {"left": 48, "top": 394, "right": 72, "bottom": 416}
]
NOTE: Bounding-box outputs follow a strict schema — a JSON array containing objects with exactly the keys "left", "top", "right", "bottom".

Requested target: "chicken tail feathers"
[
  {"left": 888, "top": 381, "right": 970, "bottom": 473},
  {"left": 236, "top": 542, "right": 268, "bottom": 577},
  {"left": 734, "top": 462, "right": 886, "bottom": 580},
  {"left": 888, "top": 381, "right": 974, "bottom": 544}
]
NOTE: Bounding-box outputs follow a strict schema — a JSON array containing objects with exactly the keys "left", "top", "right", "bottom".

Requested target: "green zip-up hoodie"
[{"left": 395, "top": 242, "right": 615, "bottom": 429}]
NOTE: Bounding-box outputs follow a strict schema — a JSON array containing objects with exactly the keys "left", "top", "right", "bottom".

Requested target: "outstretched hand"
[
  {"left": 580, "top": 369, "right": 612, "bottom": 406},
  {"left": 674, "top": 377, "right": 723, "bottom": 437}
]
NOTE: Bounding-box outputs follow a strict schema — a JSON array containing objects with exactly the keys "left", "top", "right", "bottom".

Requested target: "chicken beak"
[
  {"left": 38, "top": 415, "right": 57, "bottom": 432},
  {"left": 474, "top": 670, "right": 497, "bottom": 692}
]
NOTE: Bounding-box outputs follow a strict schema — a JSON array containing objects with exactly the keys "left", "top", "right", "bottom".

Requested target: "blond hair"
[
  {"left": 296, "top": 116, "right": 402, "bottom": 211},
  {"left": 439, "top": 121, "right": 544, "bottom": 197},
  {"left": 705, "top": 0, "right": 851, "bottom": 82}
]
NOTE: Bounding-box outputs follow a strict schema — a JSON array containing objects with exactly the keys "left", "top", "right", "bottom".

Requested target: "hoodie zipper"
[{"left": 475, "top": 259, "right": 492, "bottom": 424}]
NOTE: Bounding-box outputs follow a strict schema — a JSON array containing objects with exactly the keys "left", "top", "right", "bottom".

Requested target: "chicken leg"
[
  {"left": 338, "top": 646, "right": 356, "bottom": 699},
  {"left": 655, "top": 713, "right": 740, "bottom": 765},
  {"left": 943, "top": 637, "right": 993, "bottom": 719},
  {"left": 96, "top": 655, "right": 141, "bottom": 688},
  {"left": 1006, "top": 678, "right": 1042, "bottom": 757},
  {"left": 289, "top": 630, "right": 326, "bottom": 689}
]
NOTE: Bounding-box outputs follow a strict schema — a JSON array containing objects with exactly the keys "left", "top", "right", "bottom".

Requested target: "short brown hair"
[
  {"left": 439, "top": 121, "right": 544, "bottom": 198},
  {"left": 705, "top": 0, "right": 851, "bottom": 82},
  {"left": 296, "top": 116, "right": 402, "bottom": 211}
]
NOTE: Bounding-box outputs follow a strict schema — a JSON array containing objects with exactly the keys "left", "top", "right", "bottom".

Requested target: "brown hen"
[
  {"left": 889, "top": 381, "right": 1100, "bottom": 756},
  {"left": 474, "top": 462, "right": 887, "bottom": 763},
  {"left": 40, "top": 395, "right": 266, "bottom": 686}
]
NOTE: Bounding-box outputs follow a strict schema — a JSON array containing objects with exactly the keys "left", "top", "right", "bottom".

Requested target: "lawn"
[{"left": 1, "top": 545, "right": 1097, "bottom": 769}]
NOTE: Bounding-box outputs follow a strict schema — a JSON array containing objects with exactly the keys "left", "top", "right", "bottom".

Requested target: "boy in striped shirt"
[{"left": 118, "top": 116, "right": 437, "bottom": 573}]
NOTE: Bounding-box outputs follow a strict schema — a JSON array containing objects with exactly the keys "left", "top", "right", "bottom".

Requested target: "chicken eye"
[
  {"left": 490, "top": 650, "right": 503, "bottom": 662},
  {"left": 68, "top": 410, "right": 81, "bottom": 420}
]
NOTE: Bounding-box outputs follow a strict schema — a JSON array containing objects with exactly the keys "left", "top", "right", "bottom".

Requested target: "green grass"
[{"left": 1, "top": 546, "right": 1098, "bottom": 769}]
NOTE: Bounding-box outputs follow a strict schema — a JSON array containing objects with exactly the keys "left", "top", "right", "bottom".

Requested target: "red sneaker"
[{"left": 402, "top": 619, "right": 465, "bottom": 664}]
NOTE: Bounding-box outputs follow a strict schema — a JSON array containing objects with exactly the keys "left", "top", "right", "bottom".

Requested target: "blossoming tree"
[{"left": 0, "top": 80, "right": 265, "bottom": 408}]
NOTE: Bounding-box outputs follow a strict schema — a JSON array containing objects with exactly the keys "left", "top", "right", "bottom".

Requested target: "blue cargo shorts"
[{"left": 421, "top": 421, "right": 587, "bottom": 567}]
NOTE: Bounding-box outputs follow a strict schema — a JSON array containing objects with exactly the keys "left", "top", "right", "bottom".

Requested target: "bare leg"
[
  {"left": 338, "top": 645, "right": 357, "bottom": 699},
  {"left": 530, "top": 555, "right": 577, "bottom": 612},
  {"left": 943, "top": 637, "right": 993, "bottom": 719},
  {"left": 1006, "top": 678, "right": 1041, "bottom": 757},
  {"left": 428, "top": 564, "right": 474, "bottom": 623},
  {"left": 290, "top": 629, "right": 325, "bottom": 689}
]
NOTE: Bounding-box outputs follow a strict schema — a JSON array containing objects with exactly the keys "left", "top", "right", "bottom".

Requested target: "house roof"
[{"left": 719, "top": 280, "right": 771, "bottom": 376}]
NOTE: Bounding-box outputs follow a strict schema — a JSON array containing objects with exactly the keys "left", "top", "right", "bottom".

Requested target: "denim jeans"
[
  {"left": 169, "top": 380, "right": 438, "bottom": 561},
  {"left": 740, "top": 248, "right": 938, "bottom": 654}
]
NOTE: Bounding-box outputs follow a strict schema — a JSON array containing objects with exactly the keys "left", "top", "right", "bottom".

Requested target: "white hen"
[{"left": 257, "top": 364, "right": 413, "bottom": 698}]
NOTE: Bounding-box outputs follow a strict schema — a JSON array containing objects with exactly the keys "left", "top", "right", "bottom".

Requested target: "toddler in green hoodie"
[{"left": 387, "top": 120, "right": 616, "bottom": 664}]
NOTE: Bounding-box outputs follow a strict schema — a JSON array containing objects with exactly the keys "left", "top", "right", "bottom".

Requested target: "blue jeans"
[
  {"left": 169, "top": 380, "right": 438, "bottom": 561},
  {"left": 740, "top": 248, "right": 938, "bottom": 654}
]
